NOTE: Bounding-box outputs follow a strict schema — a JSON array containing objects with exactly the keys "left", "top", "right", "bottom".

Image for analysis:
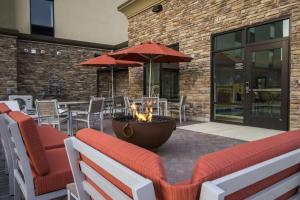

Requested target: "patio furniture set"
[
  {"left": 1, "top": 102, "right": 300, "bottom": 200},
  {"left": 31, "top": 95, "right": 187, "bottom": 137}
]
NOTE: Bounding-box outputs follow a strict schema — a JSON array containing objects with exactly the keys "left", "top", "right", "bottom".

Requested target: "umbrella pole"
[
  {"left": 111, "top": 66, "right": 114, "bottom": 98},
  {"left": 149, "top": 59, "right": 152, "bottom": 97}
]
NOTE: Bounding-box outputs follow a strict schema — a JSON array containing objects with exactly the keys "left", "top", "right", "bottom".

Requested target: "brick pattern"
[
  {"left": 127, "top": 0, "right": 300, "bottom": 129},
  {"left": 16, "top": 40, "right": 108, "bottom": 101},
  {"left": 0, "top": 34, "right": 17, "bottom": 100},
  {"left": 98, "top": 70, "right": 129, "bottom": 97}
]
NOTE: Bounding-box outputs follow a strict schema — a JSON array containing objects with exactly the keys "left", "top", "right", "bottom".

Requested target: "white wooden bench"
[
  {"left": 64, "top": 137, "right": 156, "bottom": 200},
  {"left": 200, "top": 148, "right": 300, "bottom": 200}
]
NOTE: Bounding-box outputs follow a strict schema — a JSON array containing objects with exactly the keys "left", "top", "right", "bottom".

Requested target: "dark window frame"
[
  {"left": 210, "top": 16, "right": 290, "bottom": 126},
  {"left": 30, "top": 0, "right": 55, "bottom": 37}
]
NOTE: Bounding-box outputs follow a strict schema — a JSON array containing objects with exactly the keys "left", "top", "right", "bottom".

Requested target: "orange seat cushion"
[
  {"left": 33, "top": 148, "right": 73, "bottom": 195},
  {"left": 191, "top": 130, "right": 300, "bottom": 199},
  {"left": 76, "top": 128, "right": 166, "bottom": 199},
  {"left": 9, "top": 111, "right": 49, "bottom": 176},
  {"left": 37, "top": 125, "right": 68, "bottom": 150},
  {"left": 160, "top": 179, "right": 200, "bottom": 200},
  {"left": 0, "top": 103, "right": 11, "bottom": 114}
]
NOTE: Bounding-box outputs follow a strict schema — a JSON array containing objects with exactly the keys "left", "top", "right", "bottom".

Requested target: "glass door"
[{"left": 245, "top": 40, "right": 289, "bottom": 130}]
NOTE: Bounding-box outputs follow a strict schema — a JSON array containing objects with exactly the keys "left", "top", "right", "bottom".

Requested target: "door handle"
[{"left": 245, "top": 81, "right": 251, "bottom": 94}]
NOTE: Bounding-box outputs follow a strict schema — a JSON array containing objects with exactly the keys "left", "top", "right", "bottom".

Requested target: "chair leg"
[
  {"left": 179, "top": 111, "right": 182, "bottom": 124},
  {"left": 14, "top": 181, "right": 21, "bottom": 200},
  {"left": 4, "top": 160, "right": 8, "bottom": 174},
  {"left": 9, "top": 169, "right": 14, "bottom": 196},
  {"left": 100, "top": 113, "right": 103, "bottom": 132},
  {"left": 75, "top": 120, "right": 78, "bottom": 132},
  {"left": 67, "top": 189, "right": 71, "bottom": 200}
]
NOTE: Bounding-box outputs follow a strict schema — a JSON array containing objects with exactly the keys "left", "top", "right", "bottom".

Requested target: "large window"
[
  {"left": 212, "top": 18, "right": 290, "bottom": 124},
  {"left": 144, "top": 44, "right": 180, "bottom": 101},
  {"left": 30, "top": 0, "right": 54, "bottom": 36}
]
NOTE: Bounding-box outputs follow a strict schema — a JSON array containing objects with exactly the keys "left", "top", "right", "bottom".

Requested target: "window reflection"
[
  {"left": 248, "top": 19, "right": 289, "bottom": 43},
  {"left": 213, "top": 49, "right": 244, "bottom": 123}
]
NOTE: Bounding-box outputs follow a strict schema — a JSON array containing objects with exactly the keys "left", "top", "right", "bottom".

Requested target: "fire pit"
[{"left": 112, "top": 102, "right": 176, "bottom": 149}]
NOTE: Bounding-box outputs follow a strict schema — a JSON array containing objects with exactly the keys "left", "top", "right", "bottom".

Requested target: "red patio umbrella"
[
  {"left": 109, "top": 41, "right": 192, "bottom": 96},
  {"left": 78, "top": 54, "right": 142, "bottom": 97}
]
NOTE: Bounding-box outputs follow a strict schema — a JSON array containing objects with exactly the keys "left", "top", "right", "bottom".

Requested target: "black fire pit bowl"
[{"left": 112, "top": 116, "right": 176, "bottom": 149}]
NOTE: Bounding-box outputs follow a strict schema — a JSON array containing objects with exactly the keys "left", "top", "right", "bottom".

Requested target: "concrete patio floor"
[
  {"left": 0, "top": 119, "right": 245, "bottom": 199},
  {"left": 179, "top": 122, "right": 284, "bottom": 141}
]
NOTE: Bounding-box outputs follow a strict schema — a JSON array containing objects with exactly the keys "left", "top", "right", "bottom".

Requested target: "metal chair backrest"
[
  {"left": 35, "top": 99, "right": 59, "bottom": 117},
  {"left": 124, "top": 96, "right": 130, "bottom": 108},
  {"left": 142, "top": 97, "right": 159, "bottom": 115},
  {"left": 113, "top": 96, "right": 125, "bottom": 107},
  {"left": 89, "top": 98, "right": 105, "bottom": 114}
]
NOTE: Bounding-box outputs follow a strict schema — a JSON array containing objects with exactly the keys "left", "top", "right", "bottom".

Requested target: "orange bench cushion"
[
  {"left": 76, "top": 128, "right": 166, "bottom": 199},
  {"left": 0, "top": 103, "right": 11, "bottom": 114},
  {"left": 191, "top": 130, "right": 300, "bottom": 199},
  {"left": 37, "top": 125, "right": 68, "bottom": 150},
  {"left": 33, "top": 148, "right": 73, "bottom": 195},
  {"left": 9, "top": 111, "right": 49, "bottom": 176}
]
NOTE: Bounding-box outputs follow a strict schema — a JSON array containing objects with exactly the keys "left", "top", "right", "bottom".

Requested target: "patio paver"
[{"left": 178, "top": 122, "right": 284, "bottom": 141}]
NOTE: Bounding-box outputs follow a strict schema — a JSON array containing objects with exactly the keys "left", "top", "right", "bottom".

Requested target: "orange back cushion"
[
  {"left": 76, "top": 128, "right": 166, "bottom": 199},
  {"left": 192, "top": 130, "right": 300, "bottom": 199},
  {"left": 0, "top": 103, "right": 11, "bottom": 114},
  {"left": 9, "top": 111, "right": 49, "bottom": 176}
]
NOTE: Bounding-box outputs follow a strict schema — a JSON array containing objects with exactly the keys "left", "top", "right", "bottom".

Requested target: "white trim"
[
  {"left": 80, "top": 161, "right": 131, "bottom": 200},
  {"left": 82, "top": 181, "right": 105, "bottom": 200},
  {"left": 65, "top": 137, "right": 156, "bottom": 200},
  {"left": 245, "top": 172, "right": 300, "bottom": 200},
  {"left": 200, "top": 148, "right": 300, "bottom": 200}
]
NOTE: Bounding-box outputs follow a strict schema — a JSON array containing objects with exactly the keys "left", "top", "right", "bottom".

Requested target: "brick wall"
[
  {"left": 17, "top": 40, "right": 108, "bottom": 101},
  {"left": 98, "top": 69, "right": 129, "bottom": 97},
  {"left": 127, "top": 0, "right": 300, "bottom": 129},
  {"left": 0, "top": 34, "right": 17, "bottom": 100}
]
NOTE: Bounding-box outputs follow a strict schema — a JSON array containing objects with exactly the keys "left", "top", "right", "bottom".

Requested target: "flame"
[{"left": 131, "top": 102, "right": 153, "bottom": 122}]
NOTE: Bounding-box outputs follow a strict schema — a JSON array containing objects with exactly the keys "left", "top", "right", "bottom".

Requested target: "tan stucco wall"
[
  {"left": 0, "top": 0, "right": 16, "bottom": 29},
  {"left": 0, "top": 0, "right": 128, "bottom": 45},
  {"left": 15, "top": 0, "right": 31, "bottom": 34},
  {"left": 54, "top": 0, "right": 128, "bottom": 45}
]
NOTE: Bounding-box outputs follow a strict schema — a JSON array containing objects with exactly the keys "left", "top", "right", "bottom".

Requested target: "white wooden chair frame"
[
  {"left": 200, "top": 148, "right": 300, "bottom": 200},
  {"left": 0, "top": 114, "right": 15, "bottom": 196},
  {"left": 0, "top": 101, "right": 20, "bottom": 111},
  {"left": 3, "top": 115, "right": 67, "bottom": 200},
  {"left": 64, "top": 137, "right": 156, "bottom": 200}
]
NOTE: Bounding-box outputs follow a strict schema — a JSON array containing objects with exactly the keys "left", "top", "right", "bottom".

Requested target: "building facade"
[
  {"left": 0, "top": 0, "right": 128, "bottom": 101},
  {"left": 119, "top": 0, "right": 300, "bottom": 130}
]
